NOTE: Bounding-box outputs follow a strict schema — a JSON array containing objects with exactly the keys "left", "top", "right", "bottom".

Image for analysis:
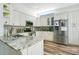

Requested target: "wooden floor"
[{"left": 44, "top": 40, "right": 79, "bottom": 55}]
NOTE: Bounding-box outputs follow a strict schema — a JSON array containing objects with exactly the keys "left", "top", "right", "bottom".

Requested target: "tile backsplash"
[
  {"left": 34, "top": 26, "right": 54, "bottom": 31},
  {"left": 4, "top": 25, "right": 32, "bottom": 37}
]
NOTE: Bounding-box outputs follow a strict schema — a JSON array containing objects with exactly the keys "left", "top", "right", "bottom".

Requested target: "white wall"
[{"left": 0, "top": 4, "right": 4, "bottom": 36}]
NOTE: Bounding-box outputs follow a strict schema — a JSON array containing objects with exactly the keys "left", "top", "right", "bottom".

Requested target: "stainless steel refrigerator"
[{"left": 54, "top": 19, "right": 68, "bottom": 44}]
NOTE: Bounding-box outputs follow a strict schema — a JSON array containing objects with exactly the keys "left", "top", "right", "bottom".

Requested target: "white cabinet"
[
  {"left": 11, "top": 10, "right": 21, "bottom": 25},
  {"left": 68, "top": 10, "right": 79, "bottom": 45},
  {"left": 54, "top": 12, "right": 68, "bottom": 20},
  {"left": 10, "top": 9, "right": 26, "bottom": 26},
  {"left": 21, "top": 40, "right": 43, "bottom": 55},
  {"left": 35, "top": 16, "right": 52, "bottom": 26},
  {"left": 34, "top": 16, "right": 49, "bottom": 26},
  {"left": 5, "top": 4, "right": 31, "bottom": 26},
  {"left": 11, "top": 10, "right": 17, "bottom": 25},
  {"left": 35, "top": 15, "right": 54, "bottom": 26},
  {"left": 34, "top": 17, "right": 41, "bottom": 26},
  {"left": 36, "top": 31, "right": 54, "bottom": 41},
  {"left": 28, "top": 40, "right": 43, "bottom": 55},
  {"left": 3, "top": 4, "right": 35, "bottom": 26},
  {"left": 40, "top": 16, "right": 48, "bottom": 26},
  {"left": 54, "top": 14, "right": 59, "bottom": 20},
  {"left": 20, "top": 14, "right": 26, "bottom": 26}
]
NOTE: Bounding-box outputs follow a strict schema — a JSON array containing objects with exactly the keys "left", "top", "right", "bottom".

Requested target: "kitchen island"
[{"left": 0, "top": 35, "right": 43, "bottom": 55}]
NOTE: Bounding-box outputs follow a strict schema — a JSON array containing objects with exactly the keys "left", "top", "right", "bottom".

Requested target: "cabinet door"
[
  {"left": 68, "top": 10, "right": 79, "bottom": 45},
  {"left": 54, "top": 13, "right": 68, "bottom": 20},
  {"left": 11, "top": 10, "right": 26, "bottom": 26},
  {"left": 28, "top": 40, "right": 43, "bottom": 55},
  {"left": 59, "top": 13, "right": 68, "bottom": 19},
  {"left": 15, "top": 11, "right": 22, "bottom": 26},
  {"left": 34, "top": 17, "right": 40, "bottom": 26},
  {"left": 40, "top": 16, "right": 49, "bottom": 26},
  {"left": 10, "top": 10, "right": 19, "bottom": 25},
  {"left": 20, "top": 14, "right": 26, "bottom": 26},
  {"left": 54, "top": 14, "right": 59, "bottom": 20},
  {"left": 21, "top": 47, "right": 28, "bottom": 55}
]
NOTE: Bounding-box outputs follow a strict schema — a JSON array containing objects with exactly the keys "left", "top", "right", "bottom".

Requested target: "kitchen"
[
  {"left": 0, "top": 3, "right": 79, "bottom": 55},
  {"left": 0, "top": 3, "right": 43, "bottom": 55}
]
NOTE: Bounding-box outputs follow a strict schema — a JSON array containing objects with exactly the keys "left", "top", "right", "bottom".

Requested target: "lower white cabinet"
[
  {"left": 21, "top": 40, "right": 43, "bottom": 55},
  {"left": 36, "top": 31, "right": 54, "bottom": 41}
]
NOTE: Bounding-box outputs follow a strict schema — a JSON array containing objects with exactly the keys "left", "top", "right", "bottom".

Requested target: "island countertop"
[{"left": 0, "top": 36, "right": 43, "bottom": 51}]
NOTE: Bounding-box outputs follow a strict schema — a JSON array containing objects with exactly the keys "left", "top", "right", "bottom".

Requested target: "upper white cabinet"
[
  {"left": 11, "top": 10, "right": 26, "bottom": 26},
  {"left": 39, "top": 16, "right": 48, "bottom": 26},
  {"left": 35, "top": 15, "right": 54, "bottom": 26},
  {"left": 54, "top": 12, "right": 68, "bottom": 20},
  {"left": 34, "top": 17, "right": 41, "bottom": 26},
  {"left": 3, "top": 3, "right": 34, "bottom": 26},
  {"left": 20, "top": 13, "right": 26, "bottom": 26},
  {"left": 10, "top": 10, "right": 19, "bottom": 25}
]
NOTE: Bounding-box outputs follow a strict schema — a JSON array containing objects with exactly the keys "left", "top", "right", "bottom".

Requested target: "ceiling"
[{"left": 20, "top": 3, "right": 77, "bottom": 16}]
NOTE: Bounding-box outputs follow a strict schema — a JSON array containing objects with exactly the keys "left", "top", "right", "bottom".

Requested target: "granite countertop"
[{"left": 0, "top": 36, "right": 42, "bottom": 51}]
